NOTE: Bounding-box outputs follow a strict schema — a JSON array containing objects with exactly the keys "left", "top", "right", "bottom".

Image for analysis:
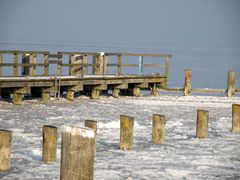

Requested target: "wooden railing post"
[
  {"left": 29, "top": 54, "right": 36, "bottom": 76},
  {"left": 232, "top": 104, "right": 240, "bottom": 133},
  {"left": 60, "top": 126, "right": 95, "bottom": 180},
  {"left": 57, "top": 54, "right": 62, "bottom": 76},
  {"left": 227, "top": 71, "right": 236, "bottom": 97},
  {"left": 13, "top": 53, "right": 18, "bottom": 76},
  {"left": 0, "top": 129, "right": 12, "bottom": 171},
  {"left": 83, "top": 54, "right": 88, "bottom": 75},
  {"left": 44, "top": 53, "right": 49, "bottom": 76},
  {"left": 42, "top": 125, "right": 57, "bottom": 163},
  {"left": 120, "top": 115, "right": 134, "bottom": 150},
  {"left": 117, "top": 54, "right": 122, "bottom": 75}
]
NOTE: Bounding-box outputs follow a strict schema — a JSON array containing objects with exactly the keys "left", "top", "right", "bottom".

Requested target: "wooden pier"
[{"left": 0, "top": 50, "right": 171, "bottom": 104}]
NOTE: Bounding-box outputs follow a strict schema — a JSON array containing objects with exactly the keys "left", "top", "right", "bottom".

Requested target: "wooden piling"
[
  {"left": 112, "top": 88, "right": 120, "bottom": 98},
  {"left": 150, "top": 84, "right": 158, "bottom": 96},
  {"left": 60, "top": 126, "right": 95, "bottom": 180},
  {"left": 227, "top": 71, "right": 236, "bottom": 97},
  {"left": 12, "top": 93, "right": 22, "bottom": 105},
  {"left": 42, "top": 125, "right": 57, "bottom": 163},
  {"left": 0, "top": 129, "right": 12, "bottom": 171},
  {"left": 67, "top": 90, "right": 75, "bottom": 101},
  {"left": 133, "top": 87, "right": 141, "bottom": 97},
  {"left": 196, "top": 110, "right": 209, "bottom": 138},
  {"left": 41, "top": 92, "right": 50, "bottom": 102},
  {"left": 85, "top": 120, "right": 97, "bottom": 154},
  {"left": 183, "top": 69, "right": 192, "bottom": 96},
  {"left": 120, "top": 115, "right": 134, "bottom": 150},
  {"left": 232, "top": 104, "right": 240, "bottom": 133},
  {"left": 91, "top": 89, "right": 100, "bottom": 99},
  {"left": 152, "top": 114, "right": 166, "bottom": 144}
]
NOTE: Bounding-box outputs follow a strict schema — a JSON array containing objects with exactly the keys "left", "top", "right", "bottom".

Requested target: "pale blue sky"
[{"left": 0, "top": 0, "right": 240, "bottom": 49}]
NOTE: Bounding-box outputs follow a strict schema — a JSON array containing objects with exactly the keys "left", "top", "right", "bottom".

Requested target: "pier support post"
[
  {"left": 41, "top": 92, "right": 50, "bottom": 102},
  {"left": 183, "top": 69, "right": 192, "bottom": 96},
  {"left": 0, "top": 129, "right": 12, "bottom": 171},
  {"left": 232, "top": 104, "right": 240, "bottom": 133},
  {"left": 120, "top": 115, "right": 134, "bottom": 150},
  {"left": 112, "top": 88, "right": 120, "bottom": 98},
  {"left": 133, "top": 87, "right": 141, "bottom": 97},
  {"left": 85, "top": 120, "right": 97, "bottom": 154},
  {"left": 91, "top": 89, "right": 100, "bottom": 99},
  {"left": 150, "top": 84, "right": 158, "bottom": 96},
  {"left": 12, "top": 93, "right": 22, "bottom": 105},
  {"left": 152, "top": 114, "right": 166, "bottom": 144},
  {"left": 60, "top": 126, "right": 95, "bottom": 180},
  {"left": 42, "top": 125, "right": 57, "bottom": 163},
  {"left": 196, "top": 110, "right": 209, "bottom": 138},
  {"left": 227, "top": 71, "right": 236, "bottom": 97},
  {"left": 67, "top": 90, "right": 75, "bottom": 101}
]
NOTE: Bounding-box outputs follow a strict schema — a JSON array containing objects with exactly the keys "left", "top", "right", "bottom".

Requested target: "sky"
[{"left": 0, "top": 0, "right": 240, "bottom": 49}]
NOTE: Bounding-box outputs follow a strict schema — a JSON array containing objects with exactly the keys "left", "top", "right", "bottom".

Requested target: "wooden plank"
[
  {"left": 122, "top": 64, "right": 138, "bottom": 67},
  {"left": 58, "top": 51, "right": 99, "bottom": 56},
  {"left": 142, "top": 64, "right": 165, "bottom": 68},
  {"left": 48, "top": 54, "right": 63, "bottom": 59},
  {"left": 0, "top": 50, "right": 49, "bottom": 54},
  {"left": 121, "top": 52, "right": 172, "bottom": 58}
]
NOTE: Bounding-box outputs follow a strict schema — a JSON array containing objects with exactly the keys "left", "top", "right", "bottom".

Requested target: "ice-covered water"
[{"left": 0, "top": 94, "right": 240, "bottom": 179}]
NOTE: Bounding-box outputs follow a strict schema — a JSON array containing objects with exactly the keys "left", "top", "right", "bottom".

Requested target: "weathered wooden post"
[
  {"left": 44, "top": 53, "right": 49, "bottom": 76},
  {"left": 12, "top": 93, "right": 22, "bottom": 105},
  {"left": 227, "top": 71, "right": 236, "bottom": 97},
  {"left": 120, "top": 115, "right": 134, "bottom": 150},
  {"left": 60, "top": 126, "right": 95, "bottom": 180},
  {"left": 152, "top": 114, "right": 166, "bottom": 144},
  {"left": 0, "top": 129, "right": 12, "bottom": 171},
  {"left": 133, "top": 87, "right": 141, "bottom": 97},
  {"left": 85, "top": 120, "right": 97, "bottom": 154},
  {"left": 117, "top": 54, "right": 122, "bottom": 75},
  {"left": 13, "top": 53, "right": 18, "bottom": 76},
  {"left": 232, "top": 104, "right": 240, "bottom": 133},
  {"left": 196, "top": 110, "right": 209, "bottom": 138},
  {"left": 112, "top": 88, "right": 120, "bottom": 98},
  {"left": 42, "top": 125, "right": 57, "bottom": 163},
  {"left": 164, "top": 56, "right": 170, "bottom": 87},
  {"left": 91, "top": 89, "right": 100, "bottom": 99},
  {"left": 67, "top": 90, "right": 75, "bottom": 101},
  {"left": 150, "top": 84, "right": 158, "bottom": 96},
  {"left": 183, "top": 69, "right": 192, "bottom": 96},
  {"left": 41, "top": 91, "right": 51, "bottom": 102}
]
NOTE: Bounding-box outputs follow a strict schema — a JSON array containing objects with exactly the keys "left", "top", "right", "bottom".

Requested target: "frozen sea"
[
  {"left": 0, "top": 45, "right": 240, "bottom": 179},
  {"left": 0, "top": 94, "right": 240, "bottom": 179}
]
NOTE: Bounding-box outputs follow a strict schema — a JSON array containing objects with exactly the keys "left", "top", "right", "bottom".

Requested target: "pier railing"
[{"left": 0, "top": 50, "right": 171, "bottom": 79}]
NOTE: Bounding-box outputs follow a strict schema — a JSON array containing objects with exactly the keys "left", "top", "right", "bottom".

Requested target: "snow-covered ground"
[{"left": 0, "top": 94, "right": 240, "bottom": 179}]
